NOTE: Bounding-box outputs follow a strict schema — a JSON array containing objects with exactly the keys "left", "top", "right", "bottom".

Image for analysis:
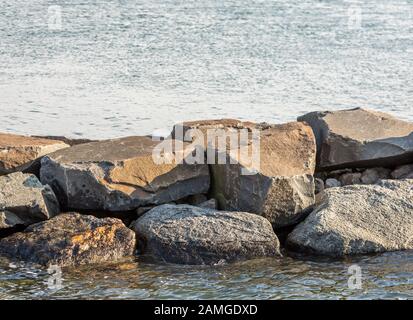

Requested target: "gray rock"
[
  {"left": 175, "top": 120, "right": 316, "bottom": 228},
  {"left": 391, "top": 164, "right": 413, "bottom": 179},
  {"left": 0, "top": 213, "right": 136, "bottom": 267},
  {"left": 298, "top": 108, "right": 413, "bottom": 170},
  {"left": 339, "top": 172, "right": 362, "bottom": 186},
  {"left": 198, "top": 198, "right": 218, "bottom": 209},
  {"left": 286, "top": 180, "right": 413, "bottom": 256},
  {"left": 0, "top": 172, "right": 60, "bottom": 230},
  {"left": 325, "top": 178, "right": 341, "bottom": 188},
  {"left": 132, "top": 204, "right": 281, "bottom": 265},
  {"left": 361, "top": 167, "right": 391, "bottom": 184},
  {"left": 314, "top": 178, "right": 325, "bottom": 194},
  {"left": 136, "top": 206, "right": 155, "bottom": 218},
  {"left": 182, "top": 194, "right": 208, "bottom": 205},
  {"left": 40, "top": 136, "right": 210, "bottom": 211}
]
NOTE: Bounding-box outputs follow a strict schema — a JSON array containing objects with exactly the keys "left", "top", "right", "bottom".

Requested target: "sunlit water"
[
  {"left": 0, "top": 0, "right": 412, "bottom": 299},
  {"left": 1, "top": 251, "right": 412, "bottom": 300},
  {"left": 0, "top": 0, "right": 412, "bottom": 139}
]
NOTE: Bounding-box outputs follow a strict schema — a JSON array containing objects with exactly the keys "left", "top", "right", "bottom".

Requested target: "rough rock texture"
[
  {"left": 171, "top": 119, "right": 259, "bottom": 142},
  {"left": 325, "top": 178, "right": 341, "bottom": 188},
  {"left": 298, "top": 108, "right": 413, "bottom": 170},
  {"left": 0, "top": 213, "right": 136, "bottom": 267},
  {"left": 40, "top": 136, "right": 210, "bottom": 211},
  {"left": 198, "top": 198, "right": 218, "bottom": 209},
  {"left": 339, "top": 172, "right": 362, "bottom": 186},
  {"left": 314, "top": 178, "right": 325, "bottom": 194},
  {"left": 0, "top": 172, "right": 60, "bottom": 230},
  {"left": 32, "top": 135, "right": 96, "bottom": 146},
  {"left": 360, "top": 167, "right": 391, "bottom": 184},
  {"left": 190, "top": 121, "right": 316, "bottom": 228},
  {"left": 287, "top": 180, "right": 413, "bottom": 256},
  {"left": 391, "top": 164, "right": 413, "bottom": 179},
  {"left": 132, "top": 204, "right": 281, "bottom": 265},
  {"left": 0, "top": 133, "right": 69, "bottom": 175}
]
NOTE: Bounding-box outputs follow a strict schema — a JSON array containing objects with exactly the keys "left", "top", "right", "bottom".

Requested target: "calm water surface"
[
  {"left": 0, "top": 0, "right": 412, "bottom": 299},
  {"left": 0, "top": 0, "right": 412, "bottom": 138}
]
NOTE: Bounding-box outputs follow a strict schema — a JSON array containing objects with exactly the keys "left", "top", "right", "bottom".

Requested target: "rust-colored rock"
[
  {"left": 0, "top": 133, "right": 69, "bottom": 175},
  {"left": 0, "top": 213, "right": 136, "bottom": 267}
]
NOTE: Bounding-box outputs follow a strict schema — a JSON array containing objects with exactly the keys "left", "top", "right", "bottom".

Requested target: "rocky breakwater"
[{"left": 0, "top": 107, "right": 411, "bottom": 268}]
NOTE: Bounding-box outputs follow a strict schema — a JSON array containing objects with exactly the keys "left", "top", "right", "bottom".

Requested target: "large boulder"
[
  {"left": 40, "top": 136, "right": 210, "bottom": 211},
  {"left": 0, "top": 172, "right": 60, "bottom": 230},
  {"left": 0, "top": 213, "right": 136, "bottom": 267},
  {"left": 286, "top": 180, "right": 413, "bottom": 256},
  {"left": 298, "top": 108, "right": 413, "bottom": 170},
  {"left": 172, "top": 120, "right": 316, "bottom": 228},
  {"left": 0, "top": 133, "right": 69, "bottom": 175},
  {"left": 132, "top": 204, "right": 281, "bottom": 265}
]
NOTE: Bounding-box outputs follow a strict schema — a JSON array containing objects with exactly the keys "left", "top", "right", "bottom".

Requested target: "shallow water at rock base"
[{"left": 1, "top": 251, "right": 412, "bottom": 300}]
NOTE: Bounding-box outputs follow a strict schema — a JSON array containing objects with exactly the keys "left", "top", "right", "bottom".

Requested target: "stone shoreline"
[{"left": 0, "top": 107, "right": 412, "bottom": 267}]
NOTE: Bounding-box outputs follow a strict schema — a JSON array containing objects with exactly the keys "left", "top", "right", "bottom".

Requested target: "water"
[
  {"left": 0, "top": 0, "right": 412, "bottom": 299},
  {"left": 0, "top": 0, "right": 412, "bottom": 139},
  {"left": 1, "top": 251, "right": 412, "bottom": 300}
]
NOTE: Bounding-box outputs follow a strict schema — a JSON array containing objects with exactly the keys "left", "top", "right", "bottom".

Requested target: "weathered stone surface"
[
  {"left": 132, "top": 204, "right": 281, "bottom": 265},
  {"left": 0, "top": 213, "right": 135, "bottom": 267},
  {"left": 32, "top": 135, "right": 96, "bottom": 146},
  {"left": 0, "top": 133, "right": 69, "bottom": 175},
  {"left": 339, "top": 172, "right": 362, "bottom": 186},
  {"left": 298, "top": 108, "right": 413, "bottom": 170},
  {"left": 314, "top": 178, "right": 325, "bottom": 194},
  {"left": 216, "top": 122, "right": 315, "bottom": 228},
  {"left": 40, "top": 136, "right": 210, "bottom": 211},
  {"left": 325, "top": 178, "right": 341, "bottom": 188},
  {"left": 360, "top": 167, "right": 391, "bottom": 184},
  {"left": 0, "top": 172, "right": 59, "bottom": 230},
  {"left": 171, "top": 119, "right": 260, "bottom": 141},
  {"left": 198, "top": 198, "right": 218, "bottom": 209},
  {"left": 287, "top": 180, "right": 413, "bottom": 256},
  {"left": 391, "top": 164, "right": 413, "bottom": 179},
  {"left": 172, "top": 120, "right": 316, "bottom": 228}
]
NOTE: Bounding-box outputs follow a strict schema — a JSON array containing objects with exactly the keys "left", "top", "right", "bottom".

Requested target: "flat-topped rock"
[
  {"left": 183, "top": 120, "right": 316, "bottom": 228},
  {"left": 298, "top": 108, "right": 413, "bottom": 170},
  {"left": 32, "top": 135, "right": 96, "bottom": 146},
  {"left": 0, "top": 133, "right": 69, "bottom": 175},
  {"left": 0, "top": 172, "right": 60, "bottom": 230},
  {"left": 132, "top": 204, "right": 280, "bottom": 265},
  {"left": 40, "top": 136, "right": 210, "bottom": 211},
  {"left": 287, "top": 180, "right": 413, "bottom": 256},
  {"left": 0, "top": 213, "right": 135, "bottom": 267}
]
